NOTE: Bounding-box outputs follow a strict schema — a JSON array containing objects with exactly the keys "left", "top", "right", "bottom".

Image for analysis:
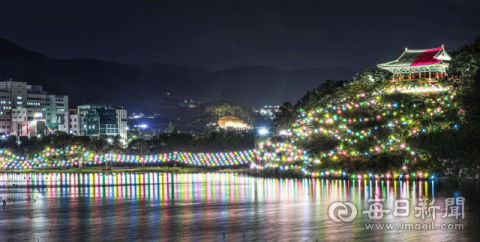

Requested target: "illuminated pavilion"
[
  {"left": 218, "top": 116, "right": 252, "bottom": 130},
  {"left": 378, "top": 46, "right": 451, "bottom": 81}
]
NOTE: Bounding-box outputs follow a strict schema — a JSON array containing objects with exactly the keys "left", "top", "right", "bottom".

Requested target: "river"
[{"left": 0, "top": 173, "right": 478, "bottom": 241}]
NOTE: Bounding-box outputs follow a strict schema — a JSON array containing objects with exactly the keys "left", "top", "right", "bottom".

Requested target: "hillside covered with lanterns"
[{"left": 251, "top": 37, "right": 480, "bottom": 180}]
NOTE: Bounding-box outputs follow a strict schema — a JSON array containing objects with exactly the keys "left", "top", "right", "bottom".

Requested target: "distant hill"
[
  {"left": 194, "top": 66, "right": 356, "bottom": 107},
  {"left": 0, "top": 38, "right": 357, "bottom": 121},
  {"left": 130, "top": 63, "right": 210, "bottom": 79},
  {"left": 0, "top": 38, "right": 199, "bottom": 110}
]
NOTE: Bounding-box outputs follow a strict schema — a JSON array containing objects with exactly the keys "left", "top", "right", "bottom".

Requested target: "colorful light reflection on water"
[{"left": 0, "top": 173, "right": 478, "bottom": 241}]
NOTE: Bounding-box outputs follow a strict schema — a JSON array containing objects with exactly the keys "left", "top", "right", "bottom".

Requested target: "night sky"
[{"left": 1, "top": 0, "right": 479, "bottom": 72}]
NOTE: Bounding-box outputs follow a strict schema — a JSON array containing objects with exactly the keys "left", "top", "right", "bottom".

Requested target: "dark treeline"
[{"left": 0, "top": 131, "right": 124, "bottom": 157}]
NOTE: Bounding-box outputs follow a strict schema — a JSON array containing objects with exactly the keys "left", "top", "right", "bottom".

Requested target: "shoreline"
[
  {"left": 1, "top": 167, "right": 477, "bottom": 181},
  {"left": 1, "top": 168, "right": 475, "bottom": 181}
]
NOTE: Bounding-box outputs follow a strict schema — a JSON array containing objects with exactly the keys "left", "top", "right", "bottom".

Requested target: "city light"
[{"left": 258, "top": 128, "right": 269, "bottom": 135}]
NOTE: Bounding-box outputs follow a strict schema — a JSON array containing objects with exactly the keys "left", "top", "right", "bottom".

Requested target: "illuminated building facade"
[
  {"left": 378, "top": 46, "right": 451, "bottom": 81},
  {"left": 77, "top": 104, "right": 128, "bottom": 144},
  {"left": 217, "top": 116, "right": 252, "bottom": 130},
  {"left": 0, "top": 79, "right": 68, "bottom": 135}
]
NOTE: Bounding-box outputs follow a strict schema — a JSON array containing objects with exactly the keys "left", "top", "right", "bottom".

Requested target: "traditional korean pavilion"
[{"left": 378, "top": 46, "right": 451, "bottom": 81}]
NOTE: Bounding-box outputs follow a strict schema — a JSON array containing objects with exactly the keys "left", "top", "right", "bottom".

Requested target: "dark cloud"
[{"left": 1, "top": 0, "right": 479, "bottom": 72}]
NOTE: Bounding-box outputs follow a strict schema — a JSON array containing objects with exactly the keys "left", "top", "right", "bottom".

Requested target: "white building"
[
  {"left": 12, "top": 107, "right": 46, "bottom": 137},
  {"left": 116, "top": 108, "right": 127, "bottom": 143},
  {"left": 56, "top": 111, "right": 87, "bottom": 136}
]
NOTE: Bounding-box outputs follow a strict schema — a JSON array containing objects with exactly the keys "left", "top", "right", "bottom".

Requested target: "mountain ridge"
[{"left": 0, "top": 38, "right": 358, "bottom": 120}]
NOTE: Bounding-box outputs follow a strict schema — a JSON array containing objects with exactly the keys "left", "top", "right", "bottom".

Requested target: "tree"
[
  {"left": 463, "top": 69, "right": 480, "bottom": 130},
  {"left": 271, "top": 101, "right": 295, "bottom": 134},
  {"left": 54, "top": 130, "right": 68, "bottom": 136},
  {"left": 201, "top": 101, "right": 255, "bottom": 124},
  {"left": 449, "top": 35, "right": 480, "bottom": 86},
  {"left": 203, "top": 128, "right": 209, "bottom": 139},
  {"left": 137, "top": 140, "right": 150, "bottom": 167}
]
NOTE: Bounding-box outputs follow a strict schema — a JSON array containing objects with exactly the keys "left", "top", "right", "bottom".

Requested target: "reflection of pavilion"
[{"left": 378, "top": 46, "right": 451, "bottom": 81}]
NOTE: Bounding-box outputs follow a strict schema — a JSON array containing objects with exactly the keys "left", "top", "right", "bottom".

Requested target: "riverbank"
[
  {"left": 247, "top": 171, "right": 479, "bottom": 181},
  {"left": 1, "top": 168, "right": 476, "bottom": 181},
  {"left": 0, "top": 167, "right": 250, "bottom": 174}
]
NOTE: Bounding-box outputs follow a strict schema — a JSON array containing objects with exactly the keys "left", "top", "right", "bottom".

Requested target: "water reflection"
[{"left": 0, "top": 173, "right": 477, "bottom": 241}]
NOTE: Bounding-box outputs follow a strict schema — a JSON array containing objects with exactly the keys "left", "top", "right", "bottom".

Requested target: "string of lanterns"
[{"left": 0, "top": 146, "right": 256, "bottom": 170}]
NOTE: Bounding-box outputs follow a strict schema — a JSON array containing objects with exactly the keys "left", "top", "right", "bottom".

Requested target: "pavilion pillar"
[
  {"left": 392, "top": 74, "right": 395, "bottom": 82},
  {"left": 409, "top": 73, "right": 411, "bottom": 80},
  {"left": 429, "top": 72, "right": 431, "bottom": 79}
]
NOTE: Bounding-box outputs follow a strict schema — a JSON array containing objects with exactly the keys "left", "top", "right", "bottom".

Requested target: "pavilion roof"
[{"left": 378, "top": 46, "right": 451, "bottom": 68}]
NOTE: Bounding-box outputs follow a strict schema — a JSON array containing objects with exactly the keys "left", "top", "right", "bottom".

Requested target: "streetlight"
[{"left": 258, "top": 127, "right": 269, "bottom": 135}]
